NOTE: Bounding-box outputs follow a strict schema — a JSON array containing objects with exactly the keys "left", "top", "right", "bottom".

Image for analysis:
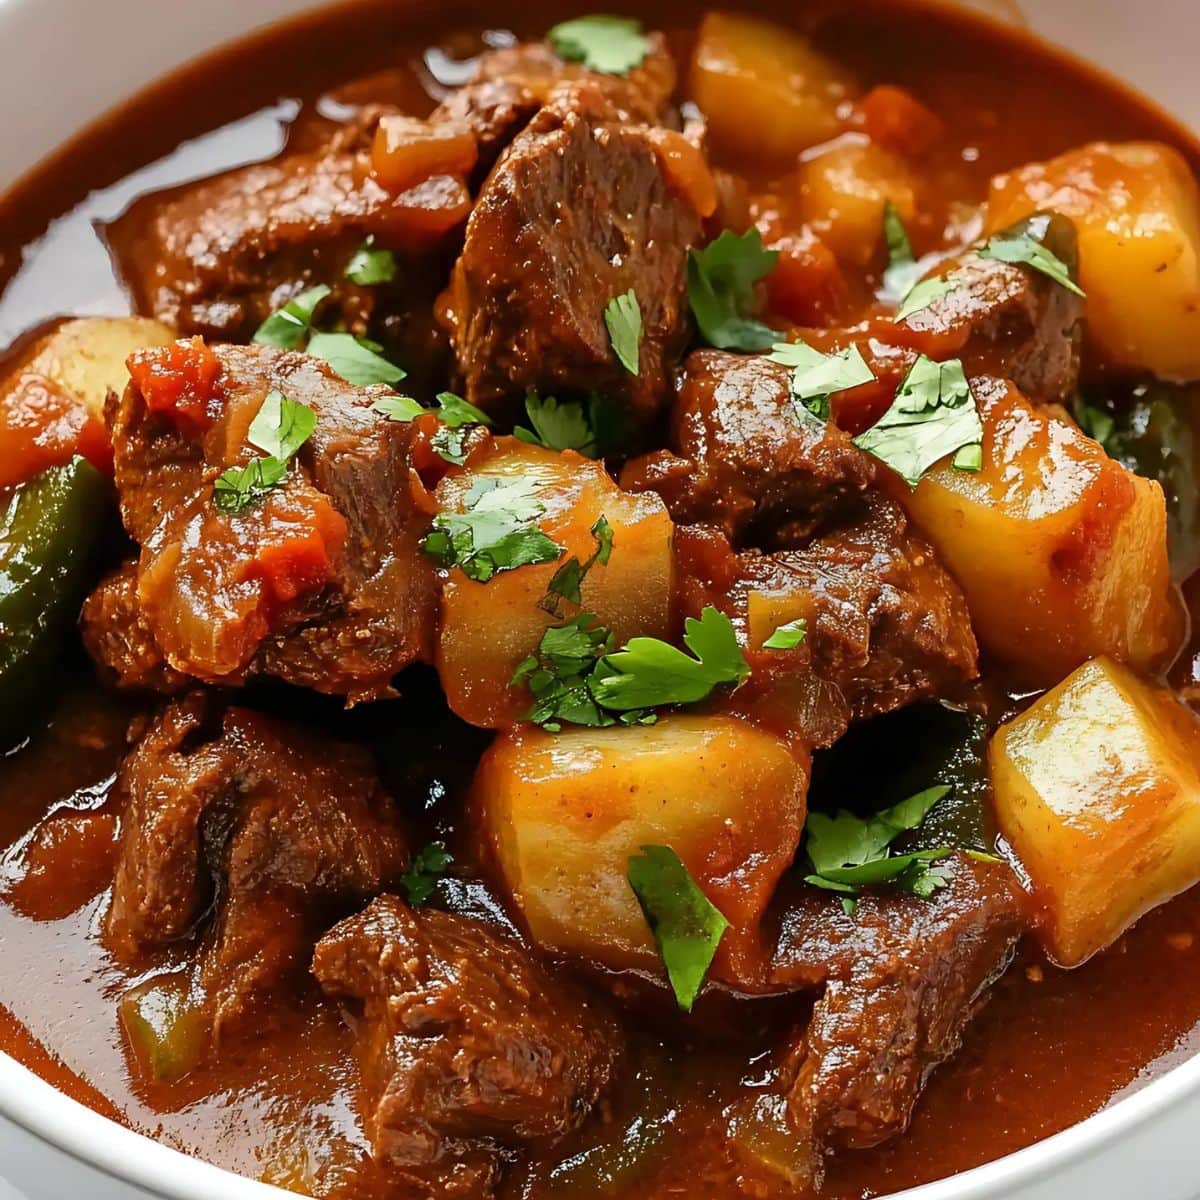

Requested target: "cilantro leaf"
[
  {"left": 400, "top": 841, "right": 453, "bottom": 907},
  {"left": 853, "top": 355, "right": 983, "bottom": 488},
  {"left": 513, "top": 613, "right": 621, "bottom": 731},
  {"left": 769, "top": 340, "right": 875, "bottom": 423},
  {"left": 590, "top": 606, "right": 749, "bottom": 712},
  {"left": 688, "top": 229, "right": 779, "bottom": 352},
  {"left": 213, "top": 455, "right": 289, "bottom": 513},
  {"left": 373, "top": 395, "right": 426, "bottom": 422},
  {"left": 881, "top": 200, "right": 926, "bottom": 301},
  {"left": 424, "top": 476, "right": 563, "bottom": 583},
  {"left": 436, "top": 391, "right": 494, "bottom": 429},
  {"left": 247, "top": 389, "right": 316, "bottom": 461},
  {"left": 306, "top": 332, "right": 406, "bottom": 387},
  {"left": 627, "top": 845, "right": 729, "bottom": 1012},
  {"left": 605, "top": 289, "right": 642, "bottom": 375},
  {"left": 979, "top": 218, "right": 1085, "bottom": 298},
  {"left": 252, "top": 285, "right": 332, "bottom": 349},
  {"left": 345, "top": 237, "right": 397, "bottom": 286},
  {"left": 893, "top": 275, "right": 958, "bottom": 323},
  {"left": 763, "top": 618, "right": 807, "bottom": 650},
  {"left": 548, "top": 15, "right": 650, "bottom": 75},
  {"left": 540, "top": 515, "right": 614, "bottom": 618},
  {"left": 514, "top": 393, "right": 601, "bottom": 457}
]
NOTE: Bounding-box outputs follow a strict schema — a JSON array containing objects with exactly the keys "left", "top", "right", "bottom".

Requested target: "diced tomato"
[
  {"left": 0, "top": 373, "right": 113, "bottom": 488},
  {"left": 127, "top": 337, "right": 223, "bottom": 434},
  {"left": 237, "top": 491, "right": 348, "bottom": 609},
  {"left": 859, "top": 85, "right": 944, "bottom": 158},
  {"left": 763, "top": 228, "right": 848, "bottom": 327},
  {"left": 371, "top": 114, "right": 479, "bottom": 194}
]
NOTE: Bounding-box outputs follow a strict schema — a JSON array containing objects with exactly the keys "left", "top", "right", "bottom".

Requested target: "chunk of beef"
[
  {"left": 762, "top": 857, "right": 1027, "bottom": 1184},
  {"left": 93, "top": 341, "right": 437, "bottom": 702},
  {"left": 622, "top": 350, "right": 876, "bottom": 547},
  {"left": 107, "top": 693, "right": 409, "bottom": 1034},
  {"left": 313, "top": 895, "right": 622, "bottom": 1197},
  {"left": 439, "top": 86, "right": 703, "bottom": 428},
  {"left": 108, "top": 149, "right": 471, "bottom": 342}
]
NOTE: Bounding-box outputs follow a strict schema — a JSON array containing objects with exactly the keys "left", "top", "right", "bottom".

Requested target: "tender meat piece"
[
  {"left": 622, "top": 351, "right": 876, "bottom": 547},
  {"left": 313, "top": 896, "right": 622, "bottom": 1197},
  {"left": 433, "top": 76, "right": 542, "bottom": 182},
  {"left": 765, "top": 857, "right": 1027, "bottom": 1183},
  {"left": 108, "top": 693, "right": 409, "bottom": 1034},
  {"left": 95, "top": 341, "right": 437, "bottom": 702},
  {"left": 440, "top": 86, "right": 703, "bottom": 427},
  {"left": 108, "top": 149, "right": 471, "bottom": 341}
]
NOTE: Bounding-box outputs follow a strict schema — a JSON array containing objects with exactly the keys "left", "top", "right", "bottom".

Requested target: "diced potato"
[
  {"left": 795, "top": 134, "right": 917, "bottom": 266},
  {"left": 436, "top": 437, "right": 673, "bottom": 728},
  {"left": 991, "top": 657, "right": 1200, "bottom": 965},
  {"left": 474, "top": 715, "right": 810, "bottom": 988},
  {"left": 15, "top": 316, "right": 176, "bottom": 422},
  {"left": 986, "top": 142, "right": 1200, "bottom": 379},
  {"left": 889, "top": 376, "right": 1179, "bottom": 682},
  {"left": 690, "top": 12, "right": 854, "bottom": 164}
]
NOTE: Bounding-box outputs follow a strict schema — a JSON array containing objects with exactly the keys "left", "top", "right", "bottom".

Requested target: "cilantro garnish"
[
  {"left": 252, "top": 285, "right": 332, "bottom": 349},
  {"left": 540, "top": 515, "right": 614, "bottom": 618},
  {"left": 424, "top": 476, "right": 563, "bottom": 583},
  {"left": 514, "top": 393, "right": 601, "bottom": 458},
  {"left": 372, "top": 395, "right": 426, "bottom": 422},
  {"left": 512, "top": 614, "right": 621, "bottom": 731},
  {"left": 306, "top": 332, "right": 406, "bottom": 387},
  {"left": 688, "top": 229, "right": 780, "bottom": 352},
  {"left": 605, "top": 289, "right": 642, "bottom": 376},
  {"left": 214, "top": 391, "right": 316, "bottom": 514},
  {"left": 979, "top": 217, "right": 1085, "bottom": 298},
  {"left": 894, "top": 275, "right": 958, "bottom": 324},
  {"left": 436, "top": 391, "right": 494, "bottom": 429},
  {"left": 372, "top": 390, "right": 491, "bottom": 464},
  {"left": 763, "top": 618, "right": 808, "bottom": 650},
  {"left": 804, "top": 785, "right": 955, "bottom": 914},
  {"left": 853, "top": 355, "right": 983, "bottom": 488},
  {"left": 881, "top": 201, "right": 925, "bottom": 301},
  {"left": 1074, "top": 400, "right": 1116, "bottom": 450},
  {"left": 548, "top": 15, "right": 650, "bottom": 75},
  {"left": 627, "top": 845, "right": 729, "bottom": 1012},
  {"left": 345, "top": 237, "right": 397, "bottom": 286},
  {"left": 769, "top": 340, "right": 875, "bottom": 423},
  {"left": 400, "top": 841, "right": 453, "bottom": 907},
  {"left": 213, "top": 456, "right": 290, "bottom": 514}
]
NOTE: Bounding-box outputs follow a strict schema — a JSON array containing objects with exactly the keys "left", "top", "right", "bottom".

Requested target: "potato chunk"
[
  {"left": 986, "top": 142, "right": 1200, "bottom": 379},
  {"left": 436, "top": 438, "right": 673, "bottom": 728},
  {"left": 991, "top": 657, "right": 1200, "bottom": 965},
  {"left": 888, "top": 376, "right": 1179, "bottom": 682},
  {"left": 690, "top": 12, "right": 854, "bottom": 164},
  {"left": 474, "top": 715, "right": 810, "bottom": 988}
]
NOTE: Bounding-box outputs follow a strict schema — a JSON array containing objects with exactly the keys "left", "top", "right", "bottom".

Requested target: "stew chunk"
[{"left": 313, "top": 895, "right": 622, "bottom": 1196}]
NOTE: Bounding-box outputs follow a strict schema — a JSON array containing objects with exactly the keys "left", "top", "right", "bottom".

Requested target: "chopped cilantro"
[
  {"left": 247, "top": 389, "right": 317, "bottom": 461},
  {"left": 372, "top": 395, "right": 426, "bottom": 422},
  {"left": 763, "top": 618, "right": 808, "bottom": 650},
  {"left": 213, "top": 455, "right": 290, "bottom": 514},
  {"left": 306, "top": 332, "right": 406, "bottom": 387},
  {"left": 769, "top": 340, "right": 875, "bottom": 423},
  {"left": 548, "top": 14, "right": 650, "bottom": 75},
  {"left": 893, "top": 275, "right": 957, "bottom": 323},
  {"left": 803, "top": 785, "right": 955, "bottom": 906},
  {"left": 424, "top": 476, "right": 563, "bottom": 583},
  {"left": 627, "top": 845, "right": 729, "bottom": 1012},
  {"left": 252, "top": 285, "right": 332, "bottom": 349},
  {"left": 540, "top": 515, "right": 614, "bottom": 618},
  {"left": 881, "top": 201, "right": 925, "bottom": 301},
  {"left": 605, "top": 289, "right": 642, "bottom": 376},
  {"left": 435, "top": 391, "right": 494, "bottom": 429},
  {"left": 1075, "top": 400, "right": 1116, "bottom": 450},
  {"left": 979, "top": 219, "right": 1085, "bottom": 298},
  {"left": 688, "top": 229, "right": 779, "bottom": 352},
  {"left": 853, "top": 355, "right": 983, "bottom": 488},
  {"left": 345, "top": 237, "right": 397, "bottom": 286},
  {"left": 512, "top": 613, "right": 620, "bottom": 731},
  {"left": 400, "top": 841, "right": 453, "bottom": 907},
  {"left": 514, "top": 393, "right": 601, "bottom": 458}
]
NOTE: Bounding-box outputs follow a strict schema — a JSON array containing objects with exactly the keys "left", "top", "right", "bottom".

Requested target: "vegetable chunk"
[
  {"left": 474, "top": 715, "right": 810, "bottom": 989},
  {"left": 436, "top": 438, "right": 673, "bottom": 728},
  {"left": 991, "top": 657, "right": 1200, "bottom": 966},
  {"left": 886, "top": 376, "right": 1179, "bottom": 681},
  {"left": 986, "top": 142, "right": 1200, "bottom": 378}
]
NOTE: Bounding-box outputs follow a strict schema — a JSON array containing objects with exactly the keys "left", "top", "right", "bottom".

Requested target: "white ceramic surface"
[{"left": 1, "top": 0, "right": 1199, "bottom": 1197}]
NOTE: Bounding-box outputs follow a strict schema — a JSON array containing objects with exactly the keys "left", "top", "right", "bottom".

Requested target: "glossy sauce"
[{"left": 2, "top": 1, "right": 1200, "bottom": 1196}]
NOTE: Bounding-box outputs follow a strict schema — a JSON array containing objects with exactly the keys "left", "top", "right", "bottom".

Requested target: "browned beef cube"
[
  {"left": 312, "top": 896, "right": 622, "bottom": 1194},
  {"left": 107, "top": 693, "right": 409, "bottom": 1034}
]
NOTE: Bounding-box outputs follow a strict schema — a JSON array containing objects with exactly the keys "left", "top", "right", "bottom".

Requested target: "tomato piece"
[
  {"left": 126, "top": 336, "right": 223, "bottom": 434},
  {"left": 371, "top": 114, "right": 479, "bottom": 194},
  {"left": 0, "top": 373, "right": 112, "bottom": 488},
  {"left": 763, "top": 229, "right": 847, "bottom": 326},
  {"left": 859, "top": 85, "right": 944, "bottom": 158},
  {"left": 237, "top": 491, "right": 348, "bottom": 610}
]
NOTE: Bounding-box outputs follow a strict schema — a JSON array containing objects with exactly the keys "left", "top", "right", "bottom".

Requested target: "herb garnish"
[
  {"left": 514, "top": 393, "right": 602, "bottom": 458},
  {"left": 688, "top": 229, "right": 780, "bottom": 352},
  {"left": 769, "top": 340, "right": 875, "bottom": 423},
  {"left": 428, "top": 392, "right": 495, "bottom": 465},
  {"left": 881, "top": 201, "right": 925, "bottom": 301},
  {"left": 605, "top": 289, "right": 642, "bottom": 376},
  {"left": 424, "top": 476, "right": 563, "bottom": 583},
  {"left": 345, "top": 237, "right": 397, "bottom": 286},
  {"left": 253, "top": 285, "right": 332, "bottom": 350},
  {"left": 214, "top": 390, "right": 316, "bottom": 513},
  {"left": 763, "top": 618, "right": 808, "bottom": 650},
  {"left": 893, "top": 275, "right": 958, "bottom": 324},
  {"left": 372, "top": 395, "right": 426, "bottom": 422},
  {"left": 400, "top": 841, "right": 453, "bottom": 907},
  {"left": 853, "top": 355, "right": 983, "bottom": 488},
  {"left": 548, "top": 15, "right": 650, "bottom": 75},
  {"left": 513, "top": 614, "right": 623, "bottom": 731},
  {"left": 627, "top": 845, "right": 729, "bottom": 1012},
  {"left": 540, "top": 515, "right": 614, "bottom": 618},
  {"left": 979, "top": 222, "right": 1085, "bottom": 297},
  {"left": 804, "top": 785, "right": 955, "bottom": 915},
  {"left": 213, "top": 456, "right": 290, "bottom": 514}
]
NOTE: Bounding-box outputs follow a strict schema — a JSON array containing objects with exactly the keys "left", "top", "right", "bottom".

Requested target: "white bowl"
[{"left": 1, "top": 1, "right": 1199, "bottom": 1197}]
